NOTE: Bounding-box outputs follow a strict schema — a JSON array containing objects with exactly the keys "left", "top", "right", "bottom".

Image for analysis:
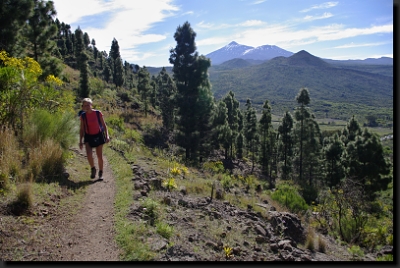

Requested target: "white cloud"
[
  {"left": 300, "top": 1, "right": 338, "bottom": 13},
  {"left": 53, "top": 0, "right": 115, "bottom": 24},
  {"left": 333, "top": 41, "right": 390, "bottom": 49},
  {"left": 316, "top": 24, "right": 393, "bottom": 41},
  {"left": 52, "top": 0, "right": 179, "bottom": 62},
  {"left": 222, "top": 22, "right": 392, "bottom": 49},
  {"left": 251, "top": 0, "right": 267, "bottom": 5},
  {"left": 303, "top": 12, "right": 333, "bottom": 21},
  {"left": 239, "top": 20, "right": 264, "bottom": 27},
  {"left": 196, "top": 21, "right": 215, "bottom": 29}
]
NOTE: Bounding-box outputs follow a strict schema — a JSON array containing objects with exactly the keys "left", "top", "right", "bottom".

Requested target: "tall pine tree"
[
  {"left": 75, "top": 27, "right": 89, "bottom": 98},
  {"left": 109, "top": 38, "right": 124, "bottom": 88},
  {"left": 278, "top": 111, "right": 294, "bottom": 180},
  {"left": 169, "top": 21, "right": 214, "bottom": 162},
  {"left": 24, "top": 0, "right": 62, "bottom": 78}
]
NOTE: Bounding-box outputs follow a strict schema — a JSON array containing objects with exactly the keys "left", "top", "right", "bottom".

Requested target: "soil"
[
  {"left": 0, "top": 146, "right": 389, "bottom": 262},
  {"left": 0, "top": 147, "right": 121, "bottom": 261},
  {"left": 56, "top": 149, "right": 121, "bottom": 261}
]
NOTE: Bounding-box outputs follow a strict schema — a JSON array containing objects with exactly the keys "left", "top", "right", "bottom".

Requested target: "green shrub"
[
  {"left": 142, "top": 198, "right": 161, "bottom": 226},
  {"left": 220, "top": 174, "right": 232, "bottom": 190},
  {"left": 271, "top": 182, "right": 309, "bottom": 213},
  {"left": 376, "top": 254, "right": 393, "bottom": 261},
  {"left": 347, "top": 245, "right": 364, "bottom": 261},
  {"left": 124, "top": 129, "right": 143, "bottom": 143},
  {"left": 156, "top": 222, "right": 174, "bottom": 239},
  {"left": 23, "top": 109, "right": 77, "bottom": 150},
  {"left": 203, "top": 161, "right": 225, "bottom": 174},
  {"left": 106, "top": 115, "right": 125, "bottom": 133}
]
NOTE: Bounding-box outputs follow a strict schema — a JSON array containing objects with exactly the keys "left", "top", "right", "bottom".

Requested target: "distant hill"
[
  {"left": 145, "top": 50, "right": 392, "bottom": 120},
  {"left": 207, "top": 50, "right": 393, "bottom": 120},
  {"left": 324, "top": 57, "right": 393, "bottom": 65}
]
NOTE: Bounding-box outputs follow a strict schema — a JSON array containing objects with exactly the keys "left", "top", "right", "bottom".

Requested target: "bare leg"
[
  {"left": 85, "top": 143, "right": 95, "bottom": 168},
  {"left": 95, "top": 145, "right": 103, "bottom": 171}
]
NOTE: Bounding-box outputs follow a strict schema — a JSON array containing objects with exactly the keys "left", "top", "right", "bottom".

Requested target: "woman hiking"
[{"left": 79, "top": 98, "right": 110, "bottom": 180}]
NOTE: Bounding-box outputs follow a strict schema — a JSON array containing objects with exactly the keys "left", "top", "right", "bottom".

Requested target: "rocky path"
[{"left": 58, "top": 148, "right": 120, "bottom": 261}]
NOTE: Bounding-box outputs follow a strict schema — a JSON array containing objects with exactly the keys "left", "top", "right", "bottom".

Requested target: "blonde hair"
[{"left": 82, "top": 98, "right": 92, "bottom": 104}]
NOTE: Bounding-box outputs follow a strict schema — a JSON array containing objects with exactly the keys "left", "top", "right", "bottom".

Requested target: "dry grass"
[
  {"left": 9, "top": 182, "right": 33, "bottom": 215},
  {"left": 0, "top": 127, "right": 22, "bottom": 189},
  {"left": 27, "top": 139, "right": 65, "bottom": 183},
  {"left": 305, "top": 226, "right": 316, "bottom": 251},
  {"left": 318, "top": 235, "right": 327, "bottom": 253}
]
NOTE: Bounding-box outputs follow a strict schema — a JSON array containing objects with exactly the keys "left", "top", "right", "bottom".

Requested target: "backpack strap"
[
  {"left": 95, "top": 110, "right": 104, "bottom": 131},
  {"left": 81, "top": 112, "right": 89, "bottom": 134}
]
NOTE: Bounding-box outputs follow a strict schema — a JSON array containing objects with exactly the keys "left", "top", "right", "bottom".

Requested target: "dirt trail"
[{"left": 59, "top": 148, "right": 121, "bottom": 261}]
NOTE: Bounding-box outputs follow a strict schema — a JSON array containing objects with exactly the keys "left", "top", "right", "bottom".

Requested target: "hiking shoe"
[
  {"left": 90, "top": 167, "right": 96, "bottom": 179},
  {"left": 98, "top": 170, "right": 103, "bottom": 180}
]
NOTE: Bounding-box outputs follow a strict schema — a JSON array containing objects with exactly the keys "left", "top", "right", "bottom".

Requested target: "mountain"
[
  {"left": 323, "top": 57, "right": 393, "bottom": 65},
  {"left": 206, "top": 41, "right": 294, "bottom": 65},
  {"left": 207, "top": 50, "right": 393, "bottom": 120}
]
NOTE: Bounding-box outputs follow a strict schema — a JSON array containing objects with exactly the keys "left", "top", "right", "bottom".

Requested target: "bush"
[
  {"left": 0, "top": 127, "right": 21, "bottom": 189},
  {"left": 317, "top": 236, "right": 327, "bottom": 253},
  {"left": 156, "top": 222, "right": 174, "bottom": 239},
  {"left": 28, "top": 139, "right": 65, "bottom": 182},
  {"left": 271, "top": 182, "right": 309, "bottom": 213},
  {"left": 142, "top": 198, "right": 161, "bottom": 226},
  {"left": 305, "top": 227, "right": 315, "bottom": 251},
  {"left": 23, "top": 109, "right": 77, "bottom": 150},
  {"left": 9, "top": 183, "right": 33, "bottom": 215}
]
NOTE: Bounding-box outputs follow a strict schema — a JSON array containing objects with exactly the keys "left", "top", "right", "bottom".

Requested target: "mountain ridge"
[
  {"left": 204, "top": 41, "right": 393, "bottom": 66},
  {"left": 206, "top": 41, "right": 294, "bottom": 65}
]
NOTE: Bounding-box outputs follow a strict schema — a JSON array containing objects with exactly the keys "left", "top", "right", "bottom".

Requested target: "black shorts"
[{"left": 84, "top": 132, "right": 106, "bottom": 148}]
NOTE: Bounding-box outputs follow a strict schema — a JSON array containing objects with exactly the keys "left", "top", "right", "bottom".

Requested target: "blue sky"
[{"left": 52, "top": 0, "right": 393, "bottom": 67}]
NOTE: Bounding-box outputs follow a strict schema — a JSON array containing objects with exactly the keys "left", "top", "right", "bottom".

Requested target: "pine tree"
[
  {"left": 259, "top": 99, "right": 273, "bottom": 181},
  {"left": 109, "top": 38, "right": 124, "bottom": 88},
  {"left": 341, "top": 115, "right": 362, "bottom": 146},
  {"left": 244, "top": 99, "right": 259, "bottom": 172},
  {"left": 343, "top": 127, "right": 391, "bottom": 200},
  {"left": 75, "top": 27, "right": 89, "bottom": 97},
  {"left": 323, "top": 133, "right": 345, "bottom": 188},
  {"left": 294, "top": 87, "right": 311, "bottom": 183},
  {"left": 0, "top": 0, "right": 34, "bottom": 56},
  {"left": 24, "top": 0, "right": 62, "bottom": 78},
  {"left": 169, "top": 21, "right": 214, "bottom": 162},
  {"left": 157, "top": 67, "right": 177, "bottom": 132},
  {"left": 222, "top": 91, "right": 240, "bottom": 159},
  {"left": 211, "top": 101, "right": 232, "bottom": 159},
  {"left": 137, "top": 66, "right": 151, "bottom": 117},
  {"left": 278, "top": 111, "right": 294, "bottom": 180}
]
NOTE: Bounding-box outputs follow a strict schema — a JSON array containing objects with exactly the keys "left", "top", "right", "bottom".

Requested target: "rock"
[
  {"left": 269, "top": 211, "right": 306, "bottom": 243},
  {"left": 255, "top": 235, "right": 266, "bottom": 244},
  {"left": 149, "top": 178, "right": 162, "bottom": 190},
  {"left": 216, "top": 189, "right": 224, "bottom": 200},
  {"left": 278, "top": 240, "right": 293, "bottom": 251},
  {"left": 206, "top": 241, "right": 217, "bottom": 250},
  {"left": 180, "top": 186, "right": 187, "bottom": 195},
  {"left": 254, "top": 224, "right": 267, "bottom": 236}
]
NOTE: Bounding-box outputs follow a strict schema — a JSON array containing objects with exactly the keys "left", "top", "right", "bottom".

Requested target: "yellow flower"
[
  {"left": 162, "top": 177, "right": 177, "bottom": 190},
  {"left": 223, "top": 246, "right": 233, "bottom": 258},
  {"left": 170, "top": 167, "right": 181, "bottom": 176},
  {"left": 181, "top": 166, "right": 189, "bottom": 175},
  {"left": 45, "top": 74, "right": 63, "bottom": 86}
]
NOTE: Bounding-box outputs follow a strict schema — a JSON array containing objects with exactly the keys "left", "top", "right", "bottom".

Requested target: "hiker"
[{"left": 79, "top": 98, "right": 110, "bottom": 180}]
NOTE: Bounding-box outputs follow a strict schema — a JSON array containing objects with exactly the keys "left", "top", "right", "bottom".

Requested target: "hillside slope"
[{"left": 208, "top": 51, "right": 393, "bottom": 118}]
